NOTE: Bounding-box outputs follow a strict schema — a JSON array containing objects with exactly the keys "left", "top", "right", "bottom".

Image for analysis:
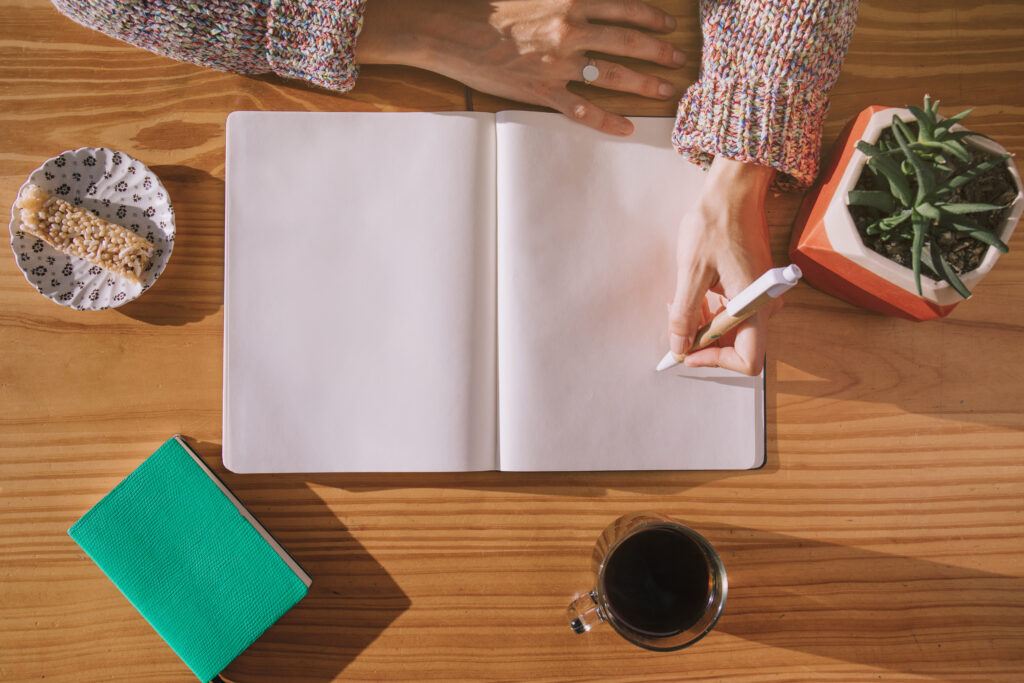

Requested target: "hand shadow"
[
  {"left": 703, "top": 522, "right": 1023, "bottom": 679},
  {"left": 185, "top": 439, "right": 411, "bottom": 682},
  {"left": 117, "top": 165, "right": 223, "bottom": 326}
]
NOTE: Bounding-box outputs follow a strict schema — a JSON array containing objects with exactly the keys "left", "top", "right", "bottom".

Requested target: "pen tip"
[{"left": 656, "top": 351, "right": 680, "bottom": 372}]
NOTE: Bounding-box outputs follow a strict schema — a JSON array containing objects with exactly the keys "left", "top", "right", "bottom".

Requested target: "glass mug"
[{"left": 567, "top": 513, "right": 727, "bottom": 651}]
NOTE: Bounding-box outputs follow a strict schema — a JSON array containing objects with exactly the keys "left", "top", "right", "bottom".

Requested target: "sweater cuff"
[
  {"left": 267, "top": 0, "right": 367, "bottom": 93},
  {"left": 672, "top": 75, "right": 831, "bottom": 190}
]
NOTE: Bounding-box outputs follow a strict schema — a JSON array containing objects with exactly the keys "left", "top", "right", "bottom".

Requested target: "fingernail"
[
  {"left": 670, "top": 332, "right": 690, "bottom": 355},
  {"left": 673, "top": 50, "right": 686, "bottom": 66},
  {"left": 658, "top": 82, "right": 675, "bottom": 98},
  {"left": 618, "top": 119, "right": 633, "bottom": 135},
  {"left": 665, "top": 16, "right": 677, "bottom": 30}
]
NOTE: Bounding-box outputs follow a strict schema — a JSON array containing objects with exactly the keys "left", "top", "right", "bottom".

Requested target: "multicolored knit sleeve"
[
  {"left": 673, "top": 0, "right": 860, "bottom": 188},
  {"left": 51, "top": 0, "right": 367, "bottom": 93}
]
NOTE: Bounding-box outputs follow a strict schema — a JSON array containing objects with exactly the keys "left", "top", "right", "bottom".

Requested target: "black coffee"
[{"left": 602, "top": 527, "right": 712, "bottom": 637}]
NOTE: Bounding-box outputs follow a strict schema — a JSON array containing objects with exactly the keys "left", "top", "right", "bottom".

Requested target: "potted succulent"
[{"left": 790, "top": 96, "right": 1024, "bottom": 321}]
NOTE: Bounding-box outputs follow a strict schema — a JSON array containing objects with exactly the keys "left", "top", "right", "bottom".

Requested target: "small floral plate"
[{"left": 8, "top": 147, "right": 175, "bottom": 310}]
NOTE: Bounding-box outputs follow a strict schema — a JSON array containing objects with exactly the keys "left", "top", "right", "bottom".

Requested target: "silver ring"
[{"left": 582, "top": 59, "right": 599, "bottom": 85}]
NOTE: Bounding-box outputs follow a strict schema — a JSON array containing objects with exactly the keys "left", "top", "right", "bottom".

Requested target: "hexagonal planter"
[{"left": 789, "top": 104, "right": 1024, "bottom": 321}]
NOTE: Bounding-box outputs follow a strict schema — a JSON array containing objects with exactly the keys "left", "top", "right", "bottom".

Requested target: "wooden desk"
[{"left": 2, "top": 1, "right": 1022, "bottom": 680}]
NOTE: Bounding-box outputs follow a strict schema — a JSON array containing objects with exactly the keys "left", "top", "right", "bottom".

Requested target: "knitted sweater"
[
  {"left": 52, "top": 0, "right": 858, "bottom": 187},
  {"left": 51, "top": 0, "right": 367, "bottom": 92},
  {"left": 675, "top": 0, "right": 859, "bottom": 188}
]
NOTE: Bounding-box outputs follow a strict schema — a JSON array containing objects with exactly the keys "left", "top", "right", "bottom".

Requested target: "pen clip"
[{"left": 725, "top": 264, "right": 802, "bottom": 318}]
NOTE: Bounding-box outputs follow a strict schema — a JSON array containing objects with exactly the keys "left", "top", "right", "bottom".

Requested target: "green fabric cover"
[{"left": 68, "top": 437, "right": 309, "bottom": 682}]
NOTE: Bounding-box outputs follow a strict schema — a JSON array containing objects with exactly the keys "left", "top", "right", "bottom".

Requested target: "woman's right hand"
[
  {"left": 668, "top": 157, "right": 778, "bottom": 376},
  {"left": 355, "top": 0, "right": 686, "bottom": 136}
]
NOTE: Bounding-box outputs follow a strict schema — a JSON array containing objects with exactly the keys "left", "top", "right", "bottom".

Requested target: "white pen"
[{"left": 656, "top": 264, "right": 803, "bottom": 372}]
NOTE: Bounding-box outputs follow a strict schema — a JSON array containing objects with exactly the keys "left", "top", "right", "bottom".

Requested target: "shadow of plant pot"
[{"left": 789, "top": 105, "right": 1024, "bottom": 321}]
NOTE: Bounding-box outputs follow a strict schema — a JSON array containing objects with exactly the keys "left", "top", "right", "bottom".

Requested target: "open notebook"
[{"left": 224, "top": 111, "right": 764, "bottom": 472}]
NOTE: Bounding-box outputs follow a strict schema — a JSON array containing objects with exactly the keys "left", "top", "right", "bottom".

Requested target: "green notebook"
[{"left": 68, "top": 436, "right": 311, "bottom": 682}]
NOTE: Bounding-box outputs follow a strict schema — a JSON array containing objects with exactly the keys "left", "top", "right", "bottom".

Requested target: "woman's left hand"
[{"left": 356, "top": 0, "right": 686, "bottom": 136}]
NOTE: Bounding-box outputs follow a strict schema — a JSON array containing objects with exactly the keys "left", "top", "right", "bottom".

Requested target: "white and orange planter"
[{"left": 789, "top": 105, "right": 1024, "bottom": 321}]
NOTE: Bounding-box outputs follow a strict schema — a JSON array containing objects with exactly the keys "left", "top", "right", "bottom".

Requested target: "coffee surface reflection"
[{"left": 603, "top": 527, "right": 712, "bottom": 637}]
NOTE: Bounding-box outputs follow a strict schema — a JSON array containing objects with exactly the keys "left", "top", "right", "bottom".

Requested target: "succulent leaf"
[
  {"left": 941, "top": 139, "right": 970, "bottom": 162},
  {"left": 933, "top": 108, "right": 974, "bottom": 135},
  {"left": 946, "top": 129, "right": 993, "bottom": 143},
  {"left": 892, "top": 116, "right": 936, "bottom": 201},
  {"left": 908, "top": 105, "right": 936, "bottom": 141},
  {"left": 849, "top": 190, "right": 896, "bottom": 212},
  {"left": 959, "top": 226, "right": 1009, "bottom": 252},
  {"left": 930, "top": 241, "right": 972, "bottom": 298},
  {"left": 881, "top": 210, "right": 912, "bottom": 229},
  {"left": 917, "top": 202, "right": 941, "bottom": 220},
  {"left": 939, "top": 211, "right": 1010, "bottom": 252},
  {"left": 867, "top": 155, "right": 913, "bottom": 207},
  {"left": 856, "top": 140, "right": 883, "bottom": 157},
  {"left": 940, "top": 202, "right": 1005, "bottom": 214},
  {"left": 942, "top": 153, "right": 1012, "bottom": 195},
  {"left": 911, "top": 213, "right": 926, "bottom": 295},
  {"left": 919, "top": 139, "right": 969, "bottom": 162}
]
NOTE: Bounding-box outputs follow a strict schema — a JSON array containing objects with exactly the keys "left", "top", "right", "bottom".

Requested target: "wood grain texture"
[{"left": 2, "top": 1, "right": 1023, "bottom": 681}]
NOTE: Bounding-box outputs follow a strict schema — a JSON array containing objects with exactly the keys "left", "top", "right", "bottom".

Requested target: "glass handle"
[{"left": 567, "top": 590, "right": 604, "bottom": 634}]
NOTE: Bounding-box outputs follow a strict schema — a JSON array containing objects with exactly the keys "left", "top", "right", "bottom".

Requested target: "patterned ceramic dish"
[{"left": 9, "top": 147, "right": 175, "bottom": 310}]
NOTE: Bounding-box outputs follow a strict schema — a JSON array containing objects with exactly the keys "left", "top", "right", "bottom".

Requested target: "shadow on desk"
[
  {"left": 189, "top": 440, "right": 411, "bottom": 682},
  {"left": 706, "top": 522, "right": 1023, "bottom": 678},
  {"left": 771, "top": 297, "right": 1024, "bottom": 434},
  {"left": 117, "top": 165, "right": 224, "bottom": 326},
  {"left": 303, "top": 466, "right": 768, "bottom": 500}
]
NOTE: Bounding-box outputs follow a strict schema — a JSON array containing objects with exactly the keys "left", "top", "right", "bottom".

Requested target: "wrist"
[
  {"left": 698, "top": 157, "right": 774, "bottom": 220},
  {"left": 705, "top": 156, "right": 775, "bottom": 196},
  {"left": 690, "top": 157, "right": 774, "bottom": 243},
  {"left": 355, "top": 0, "right": 437, "bottom": 67}
]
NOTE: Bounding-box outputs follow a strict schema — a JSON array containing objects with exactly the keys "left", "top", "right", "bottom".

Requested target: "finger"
[
  {"left": 549, "top": 91, "right": 634, "bottom": 135},
  {"left": 684, "top": 346, "right": 763, "bottom": 376},
  {"left": 667, "top": 297, "right": 714, "bottom": 326},
  {"left": 583, "top": 0, "right": 678, "bottom": 34},
  {"left": 668, "top": 265, "right": 715, "bottom": 358},
  {"left": 583, "top": 24, "right": 686, "bottom": 68},
  {"left": 579, "top": 58, "right": 676, "bottom": 100},
  {"left": 684, "top": 314, "right": 767, "bottom": 376},
  {"left": 705, "top": 291, "right": 728, "bottom": 317}
]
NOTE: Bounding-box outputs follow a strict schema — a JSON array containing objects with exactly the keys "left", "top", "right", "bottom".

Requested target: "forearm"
[
  {"left": 355, "top": 0, "right": 484, "bottom": 75},
  {"left": 674, "top": 0, "right": 860, "bottom": 188},
  {"left": 686, "top": 157, "right": 775, "bottom": 284},
  {"left": 51, "top": 0, "right": 366, "bottom": 92},
  {"left": 356, "top": 0, "right": 459, "bottom": 68}
]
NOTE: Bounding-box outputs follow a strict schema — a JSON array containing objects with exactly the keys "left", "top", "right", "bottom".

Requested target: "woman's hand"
[
  {"left": 668, "top": 157, "right": 778, "bottom": 376},
  {"left": 356, "top": 0, "right": 685, "bottom": 135}
]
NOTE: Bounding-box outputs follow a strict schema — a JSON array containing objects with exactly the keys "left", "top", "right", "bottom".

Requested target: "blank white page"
[
  {"left": 495, "top": 112, "right": 764, "bottom": 471},
  {"left": 224, "top": 112, "right": 497, "bottom": 472}
]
